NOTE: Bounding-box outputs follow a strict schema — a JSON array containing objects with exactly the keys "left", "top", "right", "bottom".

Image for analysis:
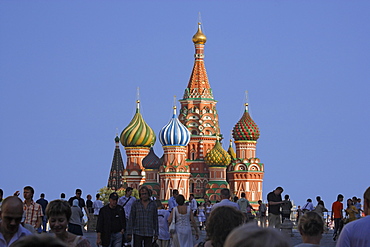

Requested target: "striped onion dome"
[
  {"left": 232, "top": 103, "right": 260, "bottom": 141},
  {"left": 159, "top": 106, "right": 191, "bottom": 146},
  {"left": 120, "top": 100, "right": 156, "bottom": 147},
  {"left": 227, "top": 139, "right": 236, "bottom": 159},
  {"left": 205, "top": 140, "right": 231, "bottom": 167},
  {"left": 142, "top": 147, "right": 160, "bottom": 169}
]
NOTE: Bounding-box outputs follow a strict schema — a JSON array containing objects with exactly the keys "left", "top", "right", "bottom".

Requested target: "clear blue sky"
[{"left": 1, "top": 1, "right": 369, "bottom": 207}]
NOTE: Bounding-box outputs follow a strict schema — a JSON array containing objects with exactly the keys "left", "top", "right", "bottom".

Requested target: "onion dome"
[
  {"left": 233, "top": 103, "right": 260, "bottom": 141},
  {"left": 142, "top": 147, "right": 160, "bottom": 169},
  {"left": 205, "top": 140, "right": 231, "bottom": 167},
  {"left": 159, "top": 106, "right": 191, "bottom": 146},
  {"left": 192, "top": 22, "right": 207, "bottom": 44},
  {"left": 227, "top": 139, "right": 236, "bottom": 159},
  {"left": 115, "top": 136, "right": 120, "bottom": 143},
  {"left": 120, "top": 100, "right": 156, "bottom": 147}
]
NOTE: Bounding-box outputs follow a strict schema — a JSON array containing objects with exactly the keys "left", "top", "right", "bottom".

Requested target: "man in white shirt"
[
  {"left": 302, "top": 198, "right": 314, "bottom": 212},
  {"left": 189, "top": 194, "right": 198, "bottom": 215},
  {"left": 211, "top": 189, "right": 240, "bottom": 211},
  {"left": 337, "top": 187, "right": 370, "bottom": 247},
  {"left": 168, "top": 189, "right": 179, "bottom": 213},
  {"left": 93, "top": 193, "right": 103, "bottom": 216},
  {"left": 0, "top": 196, "right": 32, "bottom": 247},
  {"left": 118, "top": 187, "right": 136, "bottom": 244},
  {"left": 118, "top": 187, "right": 136, "bottom": 220}
]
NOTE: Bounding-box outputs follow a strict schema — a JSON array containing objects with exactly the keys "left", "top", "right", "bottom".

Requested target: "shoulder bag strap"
[{"left": 122, "top": 196, "right": 132, "bottom": 208}]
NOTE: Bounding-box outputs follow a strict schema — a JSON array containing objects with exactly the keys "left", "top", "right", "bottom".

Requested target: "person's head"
[
  {"left": 0, "top": 188, "right": 3, "bottom": 199},
  {"left": 189, "top": 194, "right": 194, "bottom": 200},
  {"left": 96, "top": 193, "right": 100, "bottom": 199},
  {"left": 364, "top": 187, "right": 370, "bottom": 216},
  {"left": 87, "top": 194, "right": 92, "bottom": 200},
  {"left": 60, "top": 193, "right": 65, "bottom": 199},
  {"left": 0, "top": 196, "right": 24, "bottom": 236},
  {"left": 23, "top": 186, "right": 34, "bottom": 200},
  {"left": 75, "top": 189, "right": 82, "bottom": 198},
  {"left": 347, "top": 198, "right": 353, "bottom": 207},
  {"left": 176, "top": 194, "right": 186, "bottom": 206},
  {"left": 224, "top": 223, "right": 290, "bottom": 247},
  {"left": 10, "top": 234, "right": 67, "bottom": 247},
  {"left": 109, "top": 192, "right": 118, "bottom": 208},
  {"left": 352, "top": 196, "right": 357, "bottom": 203},
  {"left": 206, "top": 206, "right": 245, "bottom": 247},
  {"left": 125, "top": 187, "right": 133, "bottom": 196},
  {"left": 46, "top": 200, "right": 71, "bottom": 235},
  {"left": 139, "top": 186, "right": 150, "bottom": 201},
  {"left": 316, "top": 196, "right": 321, "bottom": 202},
  {"left": 258, "top": 200, "right": 262, "bottom": 205},
  {"left": 284, "top": 194, "right": 289, "bottom": 200},
  {"left": 220, "top": 188, "right": 231, "bottom": 200},
  {"left": 274, "top": 187, "right": 283, "bottom": 195},
  {"left": 233, "top": 196, "right": 238, "bottom": 202},
  {"left": 40, "top": 193, "right": 45, "bottom": 198},
  {"left": 241, "top": 192, "right": 246, "bottom": 198},
  {"left": 298, "top": 211, "right": 324, "bottom": 243},
  {"left": 337, "top": 194, "right": 344, "bottom": 202},
  {"left": 155, "top": 200, "right": 164, "bottom": 209},
  {"left": 72, "top": 199, "right": 79, "bottom": 207},
  {"left": 172, "top": 189, "right": 179, "bottom": 197},
  {"left": 307, "top": 198, "right": 312, "bottom": 202},
  {"left": 317, "top": 200, "right": 324, "bottom": 207}
]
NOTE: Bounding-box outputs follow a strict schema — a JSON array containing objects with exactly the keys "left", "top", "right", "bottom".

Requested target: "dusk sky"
[{"left": 1, "top": 1, "right": 369, "bottom": 207}]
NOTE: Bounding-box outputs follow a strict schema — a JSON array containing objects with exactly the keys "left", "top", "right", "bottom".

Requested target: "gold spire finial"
[
  {"left": 192, "top": 22, "right": 207, "bottom": 44},
  {"left": 245, "top": 90, "right": 249, "bottom": 110},
  {"left": 136, "top": 87, "right": 140, "bottom": 111},
  {"left": 173, "top": 95, "right": 177, "bottom": 114}
]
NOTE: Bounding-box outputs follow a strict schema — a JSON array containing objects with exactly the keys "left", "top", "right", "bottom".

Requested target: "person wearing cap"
[
  {"left": 267, "top": 186, "right": 284, "bottom": 229},
  {"left": 96, "top": 192, "right": 126, "bottom": 247}
]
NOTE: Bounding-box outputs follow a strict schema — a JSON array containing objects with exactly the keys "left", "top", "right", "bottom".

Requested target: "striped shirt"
[
  {"left": 23, "top": 200, "right": 43, "bottom": 228},
  {"left": 127, "top": 199, "right": 158, "bottom": 237}
]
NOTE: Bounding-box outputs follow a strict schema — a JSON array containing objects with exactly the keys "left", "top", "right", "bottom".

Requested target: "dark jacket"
[{"left": 96, "top": 204, "right": 126, "bottom": 246}]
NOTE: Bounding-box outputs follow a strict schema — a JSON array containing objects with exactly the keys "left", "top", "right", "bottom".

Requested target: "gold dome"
[{"left": 192, "top": 22, "right": 207, "bottom": 44}]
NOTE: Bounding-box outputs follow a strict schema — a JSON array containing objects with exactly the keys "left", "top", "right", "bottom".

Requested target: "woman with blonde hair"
[{"left": 295, "top": 211, "right": 324, "bottom": 246}]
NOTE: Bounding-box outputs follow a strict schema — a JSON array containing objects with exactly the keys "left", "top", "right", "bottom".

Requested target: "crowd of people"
[{"left": 0, "top": 185, "right": 369, "bottom": 247}]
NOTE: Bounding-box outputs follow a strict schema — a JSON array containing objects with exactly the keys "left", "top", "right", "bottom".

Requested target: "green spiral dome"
[
  {"left": 120, "top": 102, "right": 156, "bottom": 147},
  {"left": 205, "top": 140, "right": 231, "bottom": 167}
]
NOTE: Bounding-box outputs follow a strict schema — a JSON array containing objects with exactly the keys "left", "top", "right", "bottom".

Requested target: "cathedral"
[{"left": 107, "top": 23, "right": 264, "bottom": 203}]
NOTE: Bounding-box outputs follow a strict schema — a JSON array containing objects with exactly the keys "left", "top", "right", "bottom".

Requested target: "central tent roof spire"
[{"left": 182, "top": 22, "right": 213, "bottom": 100}]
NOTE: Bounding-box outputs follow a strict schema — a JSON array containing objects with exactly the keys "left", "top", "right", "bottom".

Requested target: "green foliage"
[{"left": 97, "top": 187, "right": 139, "bottom": 205}]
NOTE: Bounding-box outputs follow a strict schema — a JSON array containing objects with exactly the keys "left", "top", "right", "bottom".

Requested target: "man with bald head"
[{"left": 0, "top": 196, "right": 32, "bottom": 246}]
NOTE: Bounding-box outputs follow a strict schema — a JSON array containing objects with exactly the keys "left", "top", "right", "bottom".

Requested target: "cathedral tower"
[
  {"left": 228, "top": 101, "right": 264, "bottom": 201},
  {"left": 204, "top": 139, "right": 231, "bottom": 201},
  {"left": 107, "top": 136, "right": 125, "bottom": 190},
  {"left": 120, "top": 100, "right": 156, "bottom": 189},
  {"left": 142, "top": 147, "right": 161, "bottom": 198},
  {"left": 159, "top": 105, "right": 191, "bottom": 200},
  {"left": 179, "top": 23, "right": 221, "bottom": 197}
]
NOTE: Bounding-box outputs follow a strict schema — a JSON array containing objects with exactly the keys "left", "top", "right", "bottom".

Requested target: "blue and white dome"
[{"left": 159, "top": 106, "right": 191, "bottom": 146}]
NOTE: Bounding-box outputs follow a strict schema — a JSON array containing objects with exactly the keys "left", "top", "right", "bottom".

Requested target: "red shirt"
[{"left": 332, "top": 201, "right": 343, "bottom": 219}]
